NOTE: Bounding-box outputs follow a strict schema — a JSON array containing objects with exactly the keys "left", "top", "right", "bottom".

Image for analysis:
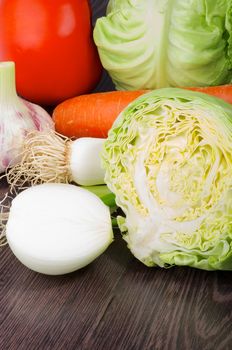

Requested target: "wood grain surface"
[{"left": 0, "top": 1, "right": 232, "bottom": 350}]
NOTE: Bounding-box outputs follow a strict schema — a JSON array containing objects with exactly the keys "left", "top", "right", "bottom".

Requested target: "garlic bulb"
[{"left": 0, "top": 61, "right": 54, "bottom": 173}]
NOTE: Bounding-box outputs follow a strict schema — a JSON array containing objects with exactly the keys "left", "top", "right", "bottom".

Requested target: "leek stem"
[
  {"left": 111, "top": 217, "right": 118, "bottom": 228},
  {"left": 82, "top": 185, "right": 116, "bottom": 208}
]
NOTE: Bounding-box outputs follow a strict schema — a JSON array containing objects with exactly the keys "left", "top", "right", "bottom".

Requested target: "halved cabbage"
[
  {"left": 94, "top": 0, "right": 232, "bottom": 90},
  {"left": 102, "top": 88, "right": 232, "bottom": 270}
]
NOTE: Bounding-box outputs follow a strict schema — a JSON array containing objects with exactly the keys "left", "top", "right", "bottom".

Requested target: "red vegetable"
[
  {"left": 0, "top": 0, "right": 102, "bottom": 106},
  {"left": 52, "top": 85, "right": 232, "bottom": 139}
]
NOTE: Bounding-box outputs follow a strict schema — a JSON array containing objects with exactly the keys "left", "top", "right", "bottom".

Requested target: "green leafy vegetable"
[
  {"left": 94, "top": 0, "right": 232, "bottom": 90},
  {"left": 102, "top": 88, "right": 232, "bottom": 270}
]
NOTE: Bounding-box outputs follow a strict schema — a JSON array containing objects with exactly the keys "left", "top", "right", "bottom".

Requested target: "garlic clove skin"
[
  {"left": 6, "top": 183, "right": 114, "bottom": 275},
  {"left": 22, "top": 99, "right": 54, "bottom": 131},
  {"left": 0, "top": 61, "right": 54, "bottom": 173},
  {"left": 0, "top": 98, "right": 54, "bottom": 172}
]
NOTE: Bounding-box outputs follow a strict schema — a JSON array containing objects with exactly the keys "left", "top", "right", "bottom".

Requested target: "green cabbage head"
[
  {"left": 94, "top": 0, "right": 232, "bottom": 90},
  {"left": 102, "top": 88, "right": 232, "bottom": 270}
]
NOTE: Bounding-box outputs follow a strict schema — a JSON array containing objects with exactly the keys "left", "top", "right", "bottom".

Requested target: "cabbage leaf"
[{"left": 94, "top": 0, "right": 232, "bottom": 90}]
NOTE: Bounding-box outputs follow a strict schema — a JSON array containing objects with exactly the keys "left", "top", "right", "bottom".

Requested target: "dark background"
[
  {"left": 91, "top": 1, "right": 115, "bottom": 93},
  {"left": 0, "top": 1, "right": 232, "bottom": 349}
]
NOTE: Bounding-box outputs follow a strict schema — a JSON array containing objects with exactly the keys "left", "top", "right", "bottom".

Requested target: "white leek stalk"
[
  {"left": 6, "top": 130, "right": 106, "bottom": 189},
  {"left": 70, "top": 137, "right": 106, "bottom": 185},
  {"left": 5, "top": 183, "right": 113, "bottom": 275},
  {"left": 0, "top": 61, "right": 54, "bottom": 173}
]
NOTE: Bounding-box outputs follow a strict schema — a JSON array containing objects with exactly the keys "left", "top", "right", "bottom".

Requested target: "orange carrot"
[
  {"left": 52, "top": 90, "right": 148, "bottom": 138},
  {"left": 52, "top": 86, "right": 232, "bottom": 139},
  {"left": 186, "top": 85, "right": 232, "bottom": 104}
]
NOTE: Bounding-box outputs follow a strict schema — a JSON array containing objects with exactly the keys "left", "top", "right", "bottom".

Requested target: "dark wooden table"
[{"left": 1, "top": 1, "right": 232, "bottom": 349}]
